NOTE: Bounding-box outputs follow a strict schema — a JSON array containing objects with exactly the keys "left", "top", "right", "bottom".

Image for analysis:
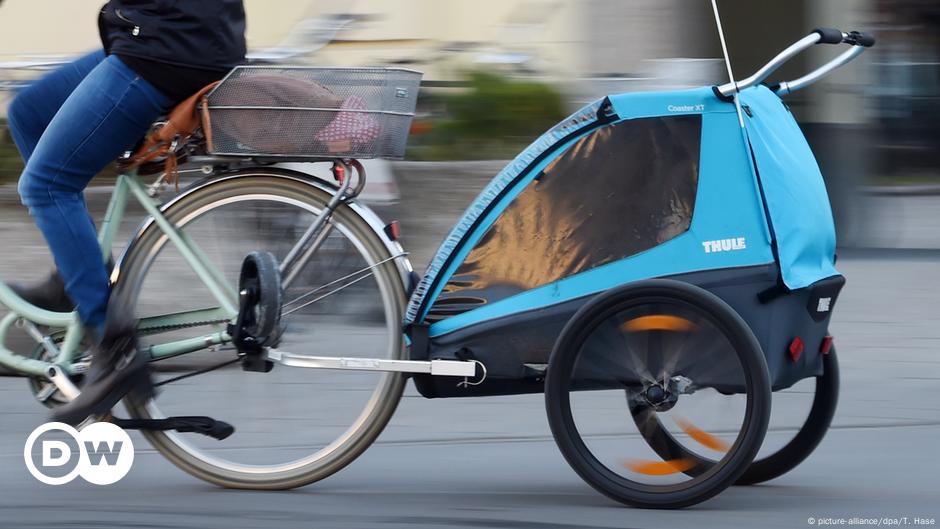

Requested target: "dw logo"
[{"left": 23, "top": 422, "right": 134, "bottom": 485}]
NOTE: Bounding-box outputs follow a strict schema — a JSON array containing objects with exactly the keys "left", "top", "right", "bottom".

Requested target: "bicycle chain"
[{"left": 137, "top": 318, "right": 232, "bottom": 336}]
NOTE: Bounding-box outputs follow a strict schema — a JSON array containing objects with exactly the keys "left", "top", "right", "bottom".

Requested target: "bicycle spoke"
[
  {"left": 282, "top": 253, "right": 405, "bottom": 309},
  {"left": 283, "top": 272, "right": 374, "bottom": 316}
]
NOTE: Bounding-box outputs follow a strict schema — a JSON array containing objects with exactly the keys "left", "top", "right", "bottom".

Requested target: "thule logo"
[
  {"left": 817, "top": 297, "right": 832, "bottom": 312},
  {"left": 702, "top": 237, "right": 747, "bottom": 254}
]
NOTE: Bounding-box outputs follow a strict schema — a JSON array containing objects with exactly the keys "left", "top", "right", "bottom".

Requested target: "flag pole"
[{"left": 710, "top": 0, "right": 746, "bottom": 128}]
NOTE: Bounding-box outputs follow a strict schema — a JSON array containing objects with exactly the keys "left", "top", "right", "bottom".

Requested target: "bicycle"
[{"left": 2, "top": 66, "right": 467, "bottom": 489}]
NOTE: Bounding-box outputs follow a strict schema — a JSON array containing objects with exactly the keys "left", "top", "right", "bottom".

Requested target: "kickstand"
[{"left": 111, "top": 416, "right": 235, "bottom": 441}]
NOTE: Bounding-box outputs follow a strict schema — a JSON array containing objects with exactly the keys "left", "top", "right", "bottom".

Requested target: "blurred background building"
[
  {"left": 0, "top": 0, "right": 937, "bottom": 247},
  {"left": 0, "top": 0, "right": 877, "bottom": 105}
]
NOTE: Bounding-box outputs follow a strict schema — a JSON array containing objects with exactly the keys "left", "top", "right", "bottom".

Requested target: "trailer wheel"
[
  {"left": 737, "top": 348, "right": 839, "bottom": 485},
  {"left": 629, "top": 348, "right": 839, "bottom": 486},
  {"left": 545, "top": 279, "right": 771, "bottom": 509}
]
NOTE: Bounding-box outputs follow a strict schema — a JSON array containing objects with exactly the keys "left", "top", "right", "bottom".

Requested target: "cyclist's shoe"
[
  {"left": 50, "top": 307, "right": 153, "bottom": 426},
  {"left": 10, "top": 270, "right": 74, "bottom": 313}
]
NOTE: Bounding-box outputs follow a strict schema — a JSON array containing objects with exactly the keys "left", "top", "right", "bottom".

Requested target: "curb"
[{"left": 860, "top": 185, "right": 940, "bottom": 196}]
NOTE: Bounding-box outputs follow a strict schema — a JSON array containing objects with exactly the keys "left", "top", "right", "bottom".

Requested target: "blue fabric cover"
[
  {"left": 406, "top": 84, "right": 838, "bottom": 335},
  {"left": 424, "top": 88, "right": 775, "bottom": 336},
  {"left": 739, "top": 86, "right": 839, "bottom": 289}
]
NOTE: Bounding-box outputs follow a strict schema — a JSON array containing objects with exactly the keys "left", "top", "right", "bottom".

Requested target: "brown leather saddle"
[{"left": 119, "top": 82, "right": 218, "bottom": 188}]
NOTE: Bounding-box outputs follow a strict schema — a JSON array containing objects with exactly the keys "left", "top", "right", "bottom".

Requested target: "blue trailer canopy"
[
  {"left": 739, "top": 85, "right": 839, "bottom": 290},
  {"left": 406, "top": 85, "right": 839, "bottom": 336}
]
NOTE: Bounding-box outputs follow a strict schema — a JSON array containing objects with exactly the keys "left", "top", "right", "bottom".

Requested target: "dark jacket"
[{"left": 98, "top": 0, "right": 247, "bottom": 72}]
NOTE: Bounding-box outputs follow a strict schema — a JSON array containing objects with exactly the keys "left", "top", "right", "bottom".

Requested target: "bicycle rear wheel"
[{"left": 118, "top": 169, "right": 408, "bottom": 489}]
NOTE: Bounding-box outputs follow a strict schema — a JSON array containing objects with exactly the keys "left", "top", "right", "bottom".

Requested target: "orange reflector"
[
  {"left": 623, "top": 458, "right": 695, "bottom": 475},
  {"left": 675, "top": 417, "right": 730, "bottom": 452},
  {"left": 620, "top": 315, "right": 696, "bottom": 333}
]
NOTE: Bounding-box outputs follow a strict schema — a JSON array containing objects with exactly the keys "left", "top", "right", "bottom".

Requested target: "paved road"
[
  {"left": 0, "top": 167, "right": 938, "bottom": 527},
  {"left": 0, "top": 249, "right": 937, "bottom": 529}
]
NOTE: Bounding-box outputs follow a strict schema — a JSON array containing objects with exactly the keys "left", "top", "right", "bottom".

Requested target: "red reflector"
[
  {"left": 384, "top": 220, "right": 401, "bottom": 241},
  {"left": 332, "top": 164, "right": 346, "bottom": 183},
  {"left": 820, "top": 335, "right": 834, "bottom": 355},
  {"left": 788, "top": 337, "right": 804, "bottom": 362}
]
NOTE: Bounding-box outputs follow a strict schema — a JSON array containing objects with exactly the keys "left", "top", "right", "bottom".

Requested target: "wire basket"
[{"left": 204, "top": 66, "right": 423, "bottom": 160}]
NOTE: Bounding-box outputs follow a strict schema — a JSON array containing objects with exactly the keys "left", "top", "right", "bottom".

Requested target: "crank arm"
[{"left": 47, "top": 364, "right": 81, "bottom": 401}]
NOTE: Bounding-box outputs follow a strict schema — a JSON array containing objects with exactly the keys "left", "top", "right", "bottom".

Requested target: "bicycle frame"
[
  {"left": 0, "top": 168, "right": 477, "bottom": 386},
  {"left": 0, "top": 171, "right": 239, "bottom": 378}
]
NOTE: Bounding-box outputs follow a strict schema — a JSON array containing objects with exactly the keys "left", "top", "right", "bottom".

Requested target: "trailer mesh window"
[{"left": 428, "top": 115, "right": 702, "bottom": 321}]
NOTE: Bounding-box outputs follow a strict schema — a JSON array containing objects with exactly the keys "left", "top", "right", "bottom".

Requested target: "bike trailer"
[{"left": 406, "top": 84, "right": 845, "bottom": 397}]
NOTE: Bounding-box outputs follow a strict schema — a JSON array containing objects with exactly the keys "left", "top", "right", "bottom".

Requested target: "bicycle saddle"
[{"left": 119, "top": 82, "right": 219, "bottom": 184}]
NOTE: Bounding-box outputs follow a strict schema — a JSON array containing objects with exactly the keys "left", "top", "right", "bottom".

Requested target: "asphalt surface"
[
  {"left": 0, "top": 171, "right": 938, "bottom": 528},
  {"left": 0, "top": 251, "right": 938, "bottom": 528}
]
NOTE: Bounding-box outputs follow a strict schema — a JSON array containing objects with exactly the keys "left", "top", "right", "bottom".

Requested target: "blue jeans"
[{"left": 7, "top": 50, "right": 171, "bottom": 329}]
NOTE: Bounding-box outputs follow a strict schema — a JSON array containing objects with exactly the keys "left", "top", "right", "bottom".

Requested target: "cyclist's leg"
[
  {"left": 6, "top": 50, "right": 106, "bottom": 163},
  {"left": 17, "top": 54, "right": 171, "bottom": 330},
  {"left": 7, "top": 51, "right": 117, "bottom": 312}
]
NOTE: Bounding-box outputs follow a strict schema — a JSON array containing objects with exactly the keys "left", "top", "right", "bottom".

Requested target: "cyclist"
[{"left": 6, "top": 1, "right": 246, "bottom": 425}]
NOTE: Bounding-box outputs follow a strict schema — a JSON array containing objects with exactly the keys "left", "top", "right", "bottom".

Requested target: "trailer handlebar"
[{"left": 715, "top": 28, "right": 875, "bottom": 98}]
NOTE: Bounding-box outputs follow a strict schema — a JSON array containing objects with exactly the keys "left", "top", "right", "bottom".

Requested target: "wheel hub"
[
  {"left": 642, "top": 384, "right": 678, "bottom": 411},
  {"left": 641, "top": 375, "right": 693, "bottom": 412}
]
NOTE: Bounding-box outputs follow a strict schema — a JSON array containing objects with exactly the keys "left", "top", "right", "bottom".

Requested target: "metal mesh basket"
[{"left": 205, "top": 66, "right": 422, "bottom": 160}]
